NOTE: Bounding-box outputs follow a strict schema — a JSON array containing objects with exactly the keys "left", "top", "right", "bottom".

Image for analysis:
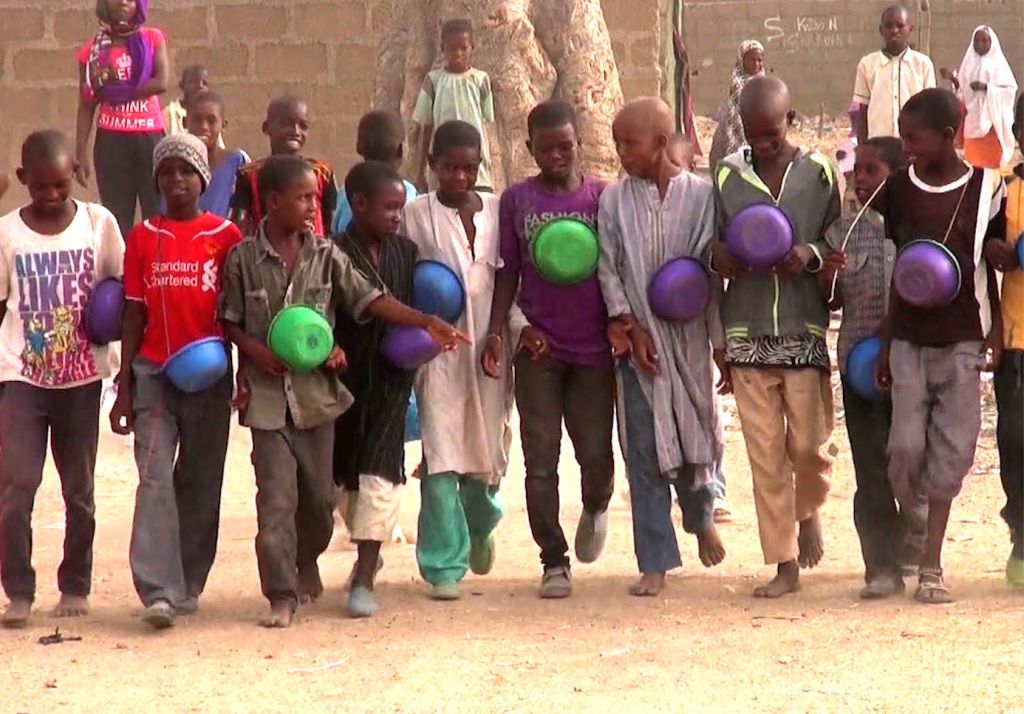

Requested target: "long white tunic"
[{"left": 403, "top": 192, "right": 515, "bottom": 485}]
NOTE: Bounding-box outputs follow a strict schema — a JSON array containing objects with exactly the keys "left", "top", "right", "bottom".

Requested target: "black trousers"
[
  {"left": 94, "top": 129, "right": 163, "bottom": 239},
  {"left": 0, "top": 382, "right": 101, "bottom": 601},
  {"left": 514, "top": 353, "right": 615, "bottom": 570},
  {"left": 842, "top": 377, "right": 924, "bottom": 581},
  {"left": 995, "top": 350, "right": 1023, "bottom": 553}
]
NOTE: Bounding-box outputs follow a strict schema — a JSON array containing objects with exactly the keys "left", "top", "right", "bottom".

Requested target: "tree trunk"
[{"left": 373, "top": 0, "right": 625, "bottom": 188}]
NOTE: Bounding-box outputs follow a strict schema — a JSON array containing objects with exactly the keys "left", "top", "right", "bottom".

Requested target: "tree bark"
[{"left": 373, "top": 0, "right": 625, "bottom": 188}]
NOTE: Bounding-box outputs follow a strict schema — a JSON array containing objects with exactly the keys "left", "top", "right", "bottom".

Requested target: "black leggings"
[{"left": 94, "top": 129, "right": 163, "bottom": 239}]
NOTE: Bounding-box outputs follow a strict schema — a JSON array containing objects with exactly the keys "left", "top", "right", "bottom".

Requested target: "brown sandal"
[{"left": 915, "top": 567, "right": 953, "bottom": 604}]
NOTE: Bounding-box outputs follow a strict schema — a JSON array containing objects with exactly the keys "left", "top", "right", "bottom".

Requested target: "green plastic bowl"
[
  {"left": 530, "top": 218, "right": 600, "bottom": 286},
  {"left": 268, "top": 305, "right": 333, "bottom": 372}
]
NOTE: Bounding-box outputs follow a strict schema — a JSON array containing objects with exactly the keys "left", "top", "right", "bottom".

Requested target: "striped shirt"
[{"left": 333, "top": 231, "right": 418, "bottom": 487}]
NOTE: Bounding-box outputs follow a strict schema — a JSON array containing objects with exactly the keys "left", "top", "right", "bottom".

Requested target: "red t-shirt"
[
  {"left": 77, "top": 27, "right": 166, "bottom": 133},
  {"left": 123, "top": 213, "right": 242, "bottom": 365}
]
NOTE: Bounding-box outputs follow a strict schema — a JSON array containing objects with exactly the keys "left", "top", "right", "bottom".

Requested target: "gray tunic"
[{"left": 597, "top": 173, "right": 724, "bottom": 485}]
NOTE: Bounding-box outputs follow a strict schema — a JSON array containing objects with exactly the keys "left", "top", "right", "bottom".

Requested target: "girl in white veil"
[{"left": 943, "top": 26, "right": 1018, "bottom": 168}]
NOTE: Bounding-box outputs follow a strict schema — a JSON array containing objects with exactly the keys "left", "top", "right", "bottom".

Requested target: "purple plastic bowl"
[
  {"left": 893, "top": 240, "right": 961, "bottom": 309},
  {"left": 724, "top": 203, "right": 794, "bottom": 271},
  {"left": 381, "top": 326, "right": 441, "bottom": 371},
  {"left": 85, "top": 277, "right": 124, "bottom": 345},
  {"left": 648, "top": 257, "right": 711, "bottom": 322}
]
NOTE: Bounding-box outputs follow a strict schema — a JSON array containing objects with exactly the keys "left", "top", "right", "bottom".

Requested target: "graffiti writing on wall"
[{"left": 764, "top": 15, "right": 853, "bottom": 54}]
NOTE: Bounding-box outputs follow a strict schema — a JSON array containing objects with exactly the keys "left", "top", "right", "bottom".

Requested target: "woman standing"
[
  {"left": 708, "top": 40, "right": 766, "bottom": 172},
  {"left": 75, "top": 0, "right": 169, "bottom": 238},
  {"left": 942, "top": 26, "right": 1017, "bottom": 169}
]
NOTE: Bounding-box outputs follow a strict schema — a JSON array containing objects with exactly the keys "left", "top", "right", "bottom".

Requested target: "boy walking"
[
  {"left": 0, "top": 131, "right": 124, "bottom": 627},
  {"left": 112, "top": 133, "right": 242, "bottom": 629},
  {"left": 877, "top": 88, "right": 1005, "bottom": 603},
  {"left": 482, "top": 100, "right": 614, "bottom": 598},
  {"left": 229, "top": 96, "right": 338, "bottom": 237},
  {"left": 333, "top": 161, "right": 420, "bottom": 618},
  {"left": 986, "top": 93, "right": 1024, "bottom": 587},
  {"left": 412, "top": 19, "right": 496, "bottom": 191},
  {"left": 599, "top": 98, "right": 726, "bottom": 597},
  {"left": 710, "top": 77, "right": 840, "bottom": 598},
  {"left": 852, "top": 4, "right": 936, "bottom": 144},
  {"left": 220, "top": 156, "right": 464, "bottom": 628}
]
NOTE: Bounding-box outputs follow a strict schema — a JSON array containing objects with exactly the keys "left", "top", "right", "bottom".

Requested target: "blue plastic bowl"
[
  {"left": 163, "top": 337, "right": 229, "bottom": 393},
  {"left": 845, "top": 336, "right": 884, "bottom": 402},
  {"left": 413, "top": 260, "right": 465, "bottom": 324},
  {"left": 85, "top": 277, "right": 124, "bottom": 345},
  {"left": 1016, "top": 234, "right": 1024, "bottom": 268}
]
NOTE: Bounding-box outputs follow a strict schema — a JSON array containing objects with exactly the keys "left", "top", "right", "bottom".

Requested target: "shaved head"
[
  {"left": 266, "top": 95, "right": 307, "bottom": 123},
  {"left": 881, "top": 3, "right": 910, "bottom": 24},
  {"left": 614, "top": 96, "right": 674, "bottom": 136},
  {"left": 739, "top": 75, "right": 791, "bottom": 121}
]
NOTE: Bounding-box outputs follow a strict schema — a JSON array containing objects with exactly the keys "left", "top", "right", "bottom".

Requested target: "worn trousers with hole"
[
  {"left": 251, "top": 420, "right": 336, "bottom": 606},
  {"left": 994, "top": 350, "right": 1023, "bottom": 548},
  {"left": 732, "top": 366, "right": 833, "bottom": 565},
  {"left": 129, "top": 358, "right": 231, "bottom": 608},
  {"left": 514, "top": 353, "right": 615, "bottom": 570},
  {"left": 93, "top": 129, "right": 163, "bottom": 239},
  {"left": 842, "top": 377, "right": 926, "bottom": 581},
  {"left": 0, "top": 382, "right": 101, "bottom": 602},
  {"left": 620, "top": 363, "right": 713, "bottom": 574},
  {"left": 416, "top": 473, "right": 502, "bottom": 586}
]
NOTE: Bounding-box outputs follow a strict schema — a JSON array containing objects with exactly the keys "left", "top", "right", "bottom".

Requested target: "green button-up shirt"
[{"left": 218, "top": 227, "right": 383, "bottom": 431}]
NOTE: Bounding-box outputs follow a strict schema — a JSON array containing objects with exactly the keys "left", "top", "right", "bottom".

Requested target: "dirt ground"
[
  {"left": 3, "top": 120, "right": 1022, "bottom": 713},
  {"left": 2, "top": 378, "right": 1021, "bottom": 713}
]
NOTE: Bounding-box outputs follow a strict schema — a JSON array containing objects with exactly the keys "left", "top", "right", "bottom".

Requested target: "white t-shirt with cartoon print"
[{"left": 0, "top": 201, "right": 124, "bottom": 388}]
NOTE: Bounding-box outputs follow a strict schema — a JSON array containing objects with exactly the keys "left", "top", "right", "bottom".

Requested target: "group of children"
[{"left": 0, "top": 4, "right": 1021, "bottom": 631}]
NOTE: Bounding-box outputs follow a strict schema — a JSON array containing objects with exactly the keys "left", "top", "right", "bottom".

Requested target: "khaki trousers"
[{"left": 732, "top": 367, "right": 834, "bottom": 564}]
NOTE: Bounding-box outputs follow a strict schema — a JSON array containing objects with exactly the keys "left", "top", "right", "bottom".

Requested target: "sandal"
[{"left": 915, "top": 567, "right": 954, "bottom": 604}]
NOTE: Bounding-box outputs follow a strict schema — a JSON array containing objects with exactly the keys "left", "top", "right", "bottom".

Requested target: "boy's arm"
[
  {"left": 411, "top": 75, "right": 436, "bottom": 190},
  {"left": 802, "top": 173, "right": 843, "bottom": 274},
  {"left": 595, "top": 189, "right": 630, "bottom": 321},
  {"left": 982, "top": 182, "right": 1007, "bottom": 368},
  {"left": 852, "top": 57, "right": 871, "bottom": 144},
  {"left": 321, "top": 170, "right": 339, "bottom": 234},
  {"left": 486, "top": 191, "right": 522, "bottom": 337},
  {"left": 228, "top": 170, "right": 254, "bottom": 234}
]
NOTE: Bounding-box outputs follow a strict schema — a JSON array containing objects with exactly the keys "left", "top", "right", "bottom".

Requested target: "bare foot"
[
  {"left": 297, "top": 562, "right": 324, "bottom": 604},
  {"left": 753, "top": 561, "right": 801, "bottom": 598},
  {"left": 798, "top": 512, "right": 824, "bottom": 568},
  {"left": 53, "top": 594, "right": 89, "bottom": 618},
  {"left": 2, "top": 599, "right": 32, "bottom": 628},
  {"left": 259, "top": 601, "right": 295, "bottom": 628},
  {"left": 629, "top": 572, "right": 666, "bottom": 597},
  {"left": 697, "top": 523, "right": 726, "bottom": 567}
]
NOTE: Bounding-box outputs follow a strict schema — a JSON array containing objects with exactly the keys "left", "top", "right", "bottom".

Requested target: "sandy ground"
[{"left": 2, "top": 378, "right": 1021, "bottom": 713}]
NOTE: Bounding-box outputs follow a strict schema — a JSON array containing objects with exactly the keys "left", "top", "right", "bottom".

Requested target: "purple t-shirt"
[{"left": 499, "top": 175, "right": 610, "bottom": 366}]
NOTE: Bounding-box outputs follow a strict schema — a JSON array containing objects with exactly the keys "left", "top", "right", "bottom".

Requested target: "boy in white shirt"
[{"left": 852, "top": 4, "right": 936, "bottom": 143}]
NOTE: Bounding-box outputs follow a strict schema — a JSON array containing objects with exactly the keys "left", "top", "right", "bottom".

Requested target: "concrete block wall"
[
  {"left": 0, "top": 1, "right": 1018, "bottom": 213},
  {"left": 682, "top": 0, "right": 1024, "bottom": 116},
  {"left": 0, "top": 0, "right": 662, "bottom": 214}
]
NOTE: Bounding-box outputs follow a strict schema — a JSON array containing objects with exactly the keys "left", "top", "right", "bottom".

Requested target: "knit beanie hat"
[{"left": 153, "top": 133, "right": 211, "bottom": 191}]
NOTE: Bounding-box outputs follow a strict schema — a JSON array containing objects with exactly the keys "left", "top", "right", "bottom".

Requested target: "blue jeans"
[{"left": 620, "top": 364, "right": 713, "bottom": 573}]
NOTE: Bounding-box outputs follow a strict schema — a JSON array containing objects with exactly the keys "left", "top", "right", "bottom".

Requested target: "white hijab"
[{"left": 957, "top": 25, "right": 1018, "bottom": 164}]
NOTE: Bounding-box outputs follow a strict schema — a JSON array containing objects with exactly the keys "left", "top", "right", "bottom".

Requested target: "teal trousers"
[{"left": 416, "top": 472, "right": 502, "bottom": 585}]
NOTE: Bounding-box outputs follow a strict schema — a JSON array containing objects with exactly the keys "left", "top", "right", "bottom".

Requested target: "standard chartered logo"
[{"left": 202, "top": 259, "right": 218, "bottom": 292}]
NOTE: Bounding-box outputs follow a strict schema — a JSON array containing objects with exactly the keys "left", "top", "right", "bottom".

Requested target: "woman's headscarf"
[
  {"left": 957, "top": 25, "right": 1018, "bottom": 165},
  {"left": 83, "top": 0, "right": 153, "bottom": 106},
  {"left": 709, "top": 40, "right": 765, "bottom": 169}
]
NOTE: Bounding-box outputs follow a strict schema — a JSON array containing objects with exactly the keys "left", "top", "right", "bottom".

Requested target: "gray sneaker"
[
  {"left": 539, "top": 566, "right": 572, "bottom": 599},
  {"left": 142, "top": 600, "right": 176, "bottom": 629},
  {"left": 574, "top": 508, "right": 609, "bottom": 564}
]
